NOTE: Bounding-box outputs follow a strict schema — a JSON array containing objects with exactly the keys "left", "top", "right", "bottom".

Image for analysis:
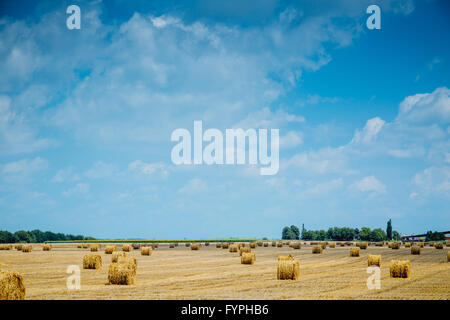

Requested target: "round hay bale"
[
  {"left": 368, "top": 254, "right": 381, "bottom": 267},
  {"left": 112, "top": 251, "right": 126, "bottom": 263},
  {"left": 250, "top": 242, "right": 257, "bottom": 249},
  {"left": 293, "top": 242, "right": 301, "bottom": 249},
  {"left": 257, "top": 241, "right": 263, "bottom": 247},
  {"left": 411, "top": 246, "right": 421, "bottom": 255},
  {"left": 328, "top": 242, "right": 336, "bottom": 248},
  {"left": 216, "top": 243, "right": 221, "bottom": 248},
  {"left": 340, "top": 243, "right": 345, "bottom": 247},
  {"left": 288, "top": 242, "right": 294, "bottom": 248},
  {"left": 105, "top": 245, "right": 117, "bottom": 254},
  {"left": 435, "top": 243, "right": 444, "bottom": 249},
  {"left": 391, "top": 242, "right": 400, "bottom": 250},
  {"left": 418, "top": 242, "right": 424, "bottom": 248},
  {"left": 447, "top": 251, "right": 450, "bottom": 262},
  {"left": 77, "top": 244, "right": 82, "bottom": 249},
  {"left": 204, "top": 242, "right": 210, "bottom": 246},
  {"left": 390, "top": 260, "right": 411, "bottom": 278},
  {"left": 122, "top": 244, "right": 132, "bottom": 252},
  {"left": 320, "top": 242, "right": 327, "bottom": 249},
  {"left": 446, "top": 242, "right": 450, "bottom": 247},
  {"left": 276, "top": 242, "right": 283, "bottom": 248},
  {"left": 190, "top": 243, "right": 200, "bottom": 250},
  {"left": 263, "top": 242, "right": 269, "bottom": 247},
  {"left": 185, "top": 243, "right": 191, "bottom": 247},
  {"left": 174, "top": 243, "right": 179, "bottom": 247},
  {"left": 0, "top": 244, "right": 12, "bottom": 250},
  {"left": 21, "top": 244, "right": 32, "bottom": 253},
  {"left": 90, "top": 244, "right": 100, "bottom": 252},
  {"left": 82, "top": 243, "right": 89, "bottom": 249},
  {"left": 152, "top": 243, "right": 159, "bottom": 249},
  {"left": 108, "top": 257, "right": 137, "bottom": 285},
  {"left": 375, "top": 242, "right": 384, "bottom": 247},
  {"left": 312, "top": 245, "right": 323, "bottom": 254},
  {"left": 241, "top": 252, "right": 256, "bottom": 265},
  {"left": 43, "top": 244, "right": 52, "bottom": 251},
  {"left": 83, "top": 254, "right": 102, "bottom": 269},
  {"left": 132, "top": 243, "right": 140, "bottom": 250},
  {"left": 221, "top": 243, "right": 229, "bottom": 249},
  {"left": 0, "top": 270, "right": 26, "bottom": 300},
  {"left": 15, "top": 244, "right": 23, "bottom": 251},
  {"left": 277, "top": 256, "right": 299, "bottom": 280},
  {"left": 350, "top": 247, "right": 360, "bottom": 257},
  {"left": 141, "top": 246, "right": 153, "bottom": 256},
  {"left": 229, "top": 244, "right": 238, "bottom": 253},
  {"left": 356, "top": 242, "right": 368, "bottom": 249},
  {"left": 271, "top": 241, "right": 276, "bottom": 247},
  {"left": 404, "top": 242, "right": 411, "bottom": 248},
  {"left": 239, "top": 246, "right": 251, "bottom": 256}
]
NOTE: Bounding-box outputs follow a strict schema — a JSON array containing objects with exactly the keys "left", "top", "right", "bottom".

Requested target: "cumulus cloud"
[
  {"left": 128, "top": 160, "right": 169, "bottom": 177},
  {"left": 1, "top": 157, "right": 48, "bottom": 181},
  {"left": 351, "top": 176, "right": 386, "bottom": 196},
  {"left": 84, "top": 161, "right": 118, "bottom": 179},
  {"left": 412, "top": 166, "right": 450, "bottom": 196},
  {"left": 62, "top": 183, "right": 90, "bottom": 197}
]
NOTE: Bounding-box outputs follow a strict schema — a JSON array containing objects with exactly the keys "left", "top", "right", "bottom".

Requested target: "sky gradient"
[{"left": 0, "top": 0, "right": 449, "bottom": 239}]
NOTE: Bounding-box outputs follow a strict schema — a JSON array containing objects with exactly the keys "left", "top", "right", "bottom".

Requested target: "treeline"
[
  {"left": 282, "top": 223, "right": 401, "bottom": 241},
  {"left": 0, "top": 229, "right": 95, "bottom": 243}
]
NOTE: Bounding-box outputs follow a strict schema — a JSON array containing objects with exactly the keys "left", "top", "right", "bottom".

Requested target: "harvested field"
[{"left": 0, "top": 243, "right": 448, "bottom": 299}]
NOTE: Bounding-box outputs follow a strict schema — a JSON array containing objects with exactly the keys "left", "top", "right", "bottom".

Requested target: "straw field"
[{"left": 0, "top": 242, "right": 448, "bottom": 299}]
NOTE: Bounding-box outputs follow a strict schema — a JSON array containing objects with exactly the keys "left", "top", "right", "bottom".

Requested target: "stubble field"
[{"left": 0, "top": 243, "right": 449, "bottom": 300}]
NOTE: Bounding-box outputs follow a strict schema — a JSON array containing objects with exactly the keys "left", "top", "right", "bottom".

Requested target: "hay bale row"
[
  {"left": 411, "top": 246, "right": 421, "bottom": 255},
  {"left": 368, "top": 254, "right": 381, "bottom": 267},
  {"left": 241, "top": 252, "right": 256, "bottom": 265},
  {"left": 0, "top": 270, "right": 26, "bottom": 300},
  {"left": 112, "top": 251, "right": 126, "bottom": 263},
  {"left": 105, "top": 245, "right": 117, "bottom": 254},
  {"left": 21, "top": 245, "right": 32, "bottom": 253},
  {"left": 277, "top": 255, "right": 299, "bottom": 280},
  {"left": 390, "top": 260, "right": 410, "bottom": 278},
  {"left": 83, "top": 254, "right": 102, "bottom": 269},
  {"left": 0, "top": 244, "right": 13, "bottom": 250},
  {"left": 312, "top": 245, "right": 323, "bottom": 254},
  {"left": 108, "top": 257, "right": 137, "bottom": 285},
  {"left": 190, "top": 243, "right": 200, "bottom": 250},
  {"left": 141, "top": 246, "right": 152, "bottom": 256},
  {"left": 15, "top": 244, "right": 23, "bottom": 251},
  {"left": 350, "top": 247, "right": 360, "bottom": 257}
]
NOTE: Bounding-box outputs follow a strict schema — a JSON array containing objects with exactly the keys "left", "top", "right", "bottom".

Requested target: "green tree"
[
  {"left": 371, "top": 228, "right": 387, "bottom": 242},
  {"left": 392, "top": 230, "right": 401, "bottom": 241},
  {"left": 290, "top": 225, "right": 300, "bottom": 240},
  {"left": 282, "top": 226, "right": 296, "bottom": 240},
  {"left": 386, "top": 219, "right": 392, "bottom": 240},
  {"left": 359, "top": 227, "right": 372, "bottom": 241}
]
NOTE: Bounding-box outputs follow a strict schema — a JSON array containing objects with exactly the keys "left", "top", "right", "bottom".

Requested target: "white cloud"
[
  {"left": 84, "top": 161, "right": 117, "bottom": 179},
  {"left": 51, "top": 168, "right": 80, "bottom": 183},
  {"left": 413, "top": 166, "right": 450, "bottom": 196},
  {"left": 128, "top": 160, "right": 169, "bottom": 176},
  {"left": 350, "top": 117, "right": 385, "bottom": 144},
  {"left": 62, "top": 183, "right": 90, "bottom": 197},
  {"left": 280, "top": 131, "right": 303, "bottom": 149},
  {"left": 1, "top": 157, "right": 48, "bottom": 181},
  {"left": 351, "top": 176, "right": 386, "bottom": 196},
  {"left": 178, "top": 178, "right": 207, "bottom": 194}
]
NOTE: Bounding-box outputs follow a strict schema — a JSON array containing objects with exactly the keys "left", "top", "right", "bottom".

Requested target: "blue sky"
[{"left": 0, "top": 0, "right": 448, "bottom": 239}]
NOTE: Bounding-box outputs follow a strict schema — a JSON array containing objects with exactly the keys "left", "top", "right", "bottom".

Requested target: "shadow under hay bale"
[
  {"left": 21, "top": 245, "right": 32, "bottom": 253},
  {"left": 205, "top": 242, "right": 210, "bottom": 246},
  {"left": 350, "top": 247, "right": 360, "bottom": 257},
  {"left": 112, "top": 251, "right": 126, "bottom": 263},
  {"left": 82, "top": 243, "right": 89, "bottom": 249},
  {"left": 434, "top": 243, "right": 443, "bottom": 249},
  {"left": 190, "top": 243, "right": 200, "bottom": 250},
  {"left": 390, "top": 260, "right": 410, "bottom": 278},
  {"left": 277, "top": 255, "right": 299, "bottom": 280},
  {"left": 221, "top": 243, "right": 229, "bottom": 249},
  {"left": 108, "top": 257, "right": 137, "bottom": 285},
  {"left": 169, "top": 243, "right": 175, "bottom": 249},
  {"left": 83, "top": 254, "right": 102, "bottom": 269},
  {"left": 105, "top": 245, "right": 117, "bottom": 254},
  {"left": 241, "top": 252, "right": 256, "bottom": 265},
  {"left": 368, "top": 254, "right": 381, "bottom": 266},
  {"left": 0, "top": 270, "right": 26, "bottom": 300},
  {"left": 410, "top": 246, "right": 420, "bottom": 255},
  {"left": 141, "top": 246, "right": 152, "bottom": 256},
  {"left": 312, "top": 245, "right": 323, "bottom": 254},
  {"left": 215, "top": 243, "right": 221, "bottom": 248}
]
